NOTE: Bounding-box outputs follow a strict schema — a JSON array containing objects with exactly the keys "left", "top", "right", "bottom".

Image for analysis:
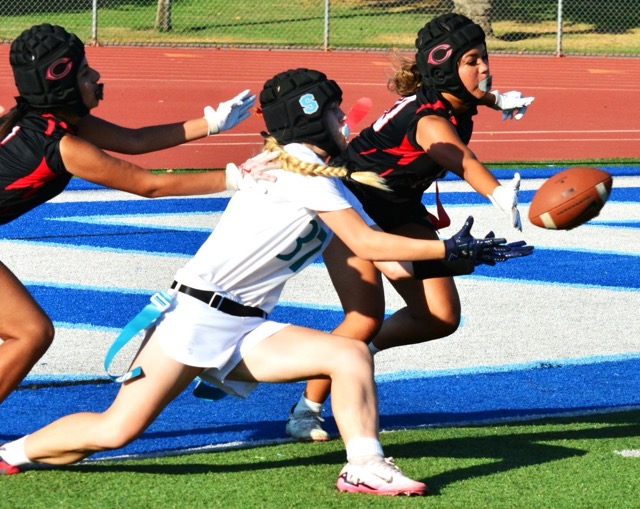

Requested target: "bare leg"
[
  {"left": 371, "top": 222, "right": 460, "bottom": 350},
  {"left": 303, "top": 222, "right": 461, "bottom": 402},
  {"left": 372, "top": 276, "right": 460, "bottom": 349},
  {"left": 23, "top": 332, "right": 201, "bottom": 465},
  {"left": 233, "top": 325, "right": 427, "bottom": 495},
  {"left": 0, "top": 262, "right": 54, "bottom": 405},
  {"left": 231, "top": 325, "right": 378, "bottom": 443},
  {"left": 302, "top": 237, "right": 385, "bottom": 405}
]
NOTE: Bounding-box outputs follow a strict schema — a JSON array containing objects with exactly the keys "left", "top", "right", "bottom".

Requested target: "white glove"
[
  {"left": 204, "top": 89, "right": 255, "bottom": 135},
  {"left": 487, "top": 173, "right": 522, "bottom": 231},
  {"left": 224, "top": 151, "right": 279, "bottom": 191},
  {"left": 490, "top": 90, "right": 534, "bottom": 120}
]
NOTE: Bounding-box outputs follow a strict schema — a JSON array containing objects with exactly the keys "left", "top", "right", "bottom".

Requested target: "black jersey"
[
  {"left": 341, "top": 87, "right": 476, "bottom": 231},
  {"left": 0, "top": 112, "right": 74, "bottom": 225}
]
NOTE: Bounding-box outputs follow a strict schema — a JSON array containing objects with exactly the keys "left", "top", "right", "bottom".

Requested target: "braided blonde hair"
[{"left": 263, "top": 136, "right": 390, "bottom": 191}]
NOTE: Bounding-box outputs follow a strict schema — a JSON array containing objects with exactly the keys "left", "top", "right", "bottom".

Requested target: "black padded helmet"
[
  {"left": 415, "top": 13, "right": 486, "bottom": 104},
  {"left": 10, "top": 24, "right": 88, "bottom": 115},
  {"left": 259, "top": 68, "right": 343, "bottom": 157}
]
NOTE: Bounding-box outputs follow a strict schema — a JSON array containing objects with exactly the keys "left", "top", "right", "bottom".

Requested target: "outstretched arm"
[
  {"left": 319, "top": 208, "right": 531, "bottom": 278},
  {"left": 416, "top": 115, "right": 523, "bottom": 231},
  {"left": 76, "top": 90, "right": 255, "bottom": 154},
  {"left": 319, "top": 208, "right": 519, "bottom": 264},
  {"left": 59, "top": 135, "right": 274, "bottom": 198},
  {"left": 75, "top": 114, "right": 210, "bottom": 154},
  {"left": 416, "top": 115, "right": 499, "bottom": 195},
  {"left": 319, "top": 207, "right": 445, "bottom": 262}
]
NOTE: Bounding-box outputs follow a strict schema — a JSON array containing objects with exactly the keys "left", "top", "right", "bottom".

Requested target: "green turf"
[{"left": 2, "top": 410, "right": 639, "bottom": 508}]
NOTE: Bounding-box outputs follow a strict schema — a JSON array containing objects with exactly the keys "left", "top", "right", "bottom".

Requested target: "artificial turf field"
[
  {"left": 2, "top": 410, "right": 640, "bottom": 508},
  {"left": 1, "top": 165, "right": 639, "bottom": 507}
]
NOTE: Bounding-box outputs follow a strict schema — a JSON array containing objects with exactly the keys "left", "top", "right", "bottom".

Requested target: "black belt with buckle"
[{"left": 171, "top": 281, "right": 267, "bottom": 318}]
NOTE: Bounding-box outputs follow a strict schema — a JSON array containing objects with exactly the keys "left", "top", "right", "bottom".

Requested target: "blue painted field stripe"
[
  {"left": 26, "top": 284, "right": 348, "bottom": 331},
  {"left": 0, "top": 196, "right": 230, "bottom": 234},
  {"left": 473, "top": 248, "right": 640, "bottom": 288},
  {"left": 3, "top": 181, "right": 636, "bottom": 250},
  {"left": 2, "top": 356, "right": 638, "bottom": 458},
  {"left": 595, "top": 220, "right": 640, "bottom": 228},
  {"left": 376, "top": 352, "right": 640, "bottom": 380},
  {"left": 25, "top": 245, "right": 639, "bottom": 331},
  {"left": 5, "top": 229, "right": 211, "bottom": 255},
  {"left": 3, "top": 193, "right": 636, "bottom": 252},
  {"left": 423, "top": 187, "right": 638, "bottom": 206}
]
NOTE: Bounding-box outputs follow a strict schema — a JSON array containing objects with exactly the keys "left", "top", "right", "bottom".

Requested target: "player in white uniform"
[{"left": 0, "top": 68, "right": 528, "bottom": 496}]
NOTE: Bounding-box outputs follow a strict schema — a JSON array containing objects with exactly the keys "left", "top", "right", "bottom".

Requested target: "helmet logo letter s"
[
  {"left": 427, "top": 44, "right": 453, "bottom": 65},
  {"left": 299, "top": 93, "right": 319, "bottom": 115},
  {"left": 45, "top": 57, "right": 73, "bottom": 81}
]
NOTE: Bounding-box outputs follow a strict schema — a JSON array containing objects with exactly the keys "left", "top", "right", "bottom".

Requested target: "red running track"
[{"left": 1, "top": 45, "right": 639, "bottom": 169}]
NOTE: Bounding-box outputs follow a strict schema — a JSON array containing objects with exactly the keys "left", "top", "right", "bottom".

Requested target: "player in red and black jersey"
[
  {"left": 0, "top": 24, "right": 266, "bottom": 405},
  {"left": 286, "top": 13, "right": 535, "bottom": 441},
  {"left": 339, "top": 87, "right": 475, "bottom": 232},
  {"left": 0, "top": 113, "right": 74, "bottom": 224}
]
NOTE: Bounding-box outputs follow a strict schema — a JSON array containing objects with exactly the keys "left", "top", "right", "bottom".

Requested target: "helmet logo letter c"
[
  {"left": 299, "top": 93, "right": 319, "bottom": 115},
  {"left": 427, "top": 44, "right": 453, "bottom": 65},
  {"left": 45, "top": 57, "right": 73, "bottom": 81}
]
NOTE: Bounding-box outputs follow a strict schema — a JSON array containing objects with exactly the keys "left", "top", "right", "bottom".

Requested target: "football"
[{"left": 528, "top": 167, "right": 612, "bottom": 230}]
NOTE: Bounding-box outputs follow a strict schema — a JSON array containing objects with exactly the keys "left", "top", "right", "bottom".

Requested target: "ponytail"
[{"left": 263, "top": 137, "right": 390, "bottom": 191}]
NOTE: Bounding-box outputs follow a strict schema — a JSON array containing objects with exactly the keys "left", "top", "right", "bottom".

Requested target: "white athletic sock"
[
  {"left": 0, "top": 436, "right": 32, "bottom": 467},
  {"left": 294, "top": 393, "right": 323, "bottom": 414},
  {"left": 368, "top": 342, "right": 380, "bottom": 355},
  {"left": 345, "top": 437, "right": 384, "bottom": 463}
]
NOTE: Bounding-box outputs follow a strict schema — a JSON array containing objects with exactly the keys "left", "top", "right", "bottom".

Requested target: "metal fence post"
[
  {"left": 323, "top": 0, "right": 330, "bottom": 51},
  {"left": 556, "top": 0, "right": 564, "bottom": 57},
  {"left": 91, "top": 0, "right": 98, "bottom": 45}
]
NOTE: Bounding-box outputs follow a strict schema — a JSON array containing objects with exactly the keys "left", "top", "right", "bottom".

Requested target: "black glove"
[
  {"left": 444, "top": 216, "right": 508, "bottom": 264},
  {"left": 499, "top": 240, "right": 535, "bottom": 260},
  {"left": 473, "top": 233, "right": 534, "bottom": 266},
  {"left": 414, "top": 217, "right": 534, "bottom": 279}
]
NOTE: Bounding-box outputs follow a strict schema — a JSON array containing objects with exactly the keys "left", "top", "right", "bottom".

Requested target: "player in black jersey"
[
  {"left": 286, "top": 13, "right": 535, "bottom": 441},
  {"left": 0, "top": 24, "right": 270, "bottom": 405}
]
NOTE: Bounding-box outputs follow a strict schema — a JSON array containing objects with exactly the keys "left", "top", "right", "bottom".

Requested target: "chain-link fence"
[{"left": 0, "top": 1, "right": 638, "bottom": 56}]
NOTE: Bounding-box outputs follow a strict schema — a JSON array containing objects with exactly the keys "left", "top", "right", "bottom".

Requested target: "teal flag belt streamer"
[{"left": 104, "top": 291, "right": 174, "bottom": 383}]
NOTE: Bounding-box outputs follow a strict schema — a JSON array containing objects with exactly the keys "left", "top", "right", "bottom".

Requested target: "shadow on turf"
[{"left": 50, "top": 411, "right": 640, "bottom": 496}]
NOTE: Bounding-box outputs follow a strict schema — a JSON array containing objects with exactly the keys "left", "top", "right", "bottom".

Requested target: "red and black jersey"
[
  {"left": 0, "top": 112, "right": 74, "bottom": 224},
  {"left": 340, "top": 87, "right": 476, "bottom": 231}
]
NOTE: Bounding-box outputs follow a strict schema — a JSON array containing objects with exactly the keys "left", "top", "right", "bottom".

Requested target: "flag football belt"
[
  {"left": 103, "top": 284, "right": 266, "bottom": 384},
  {"left": 104, "top": 290, "right": 173, "bottom": 383},
  {"left": 170, "top": 281, "right": 267, "bottom": 319}
]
